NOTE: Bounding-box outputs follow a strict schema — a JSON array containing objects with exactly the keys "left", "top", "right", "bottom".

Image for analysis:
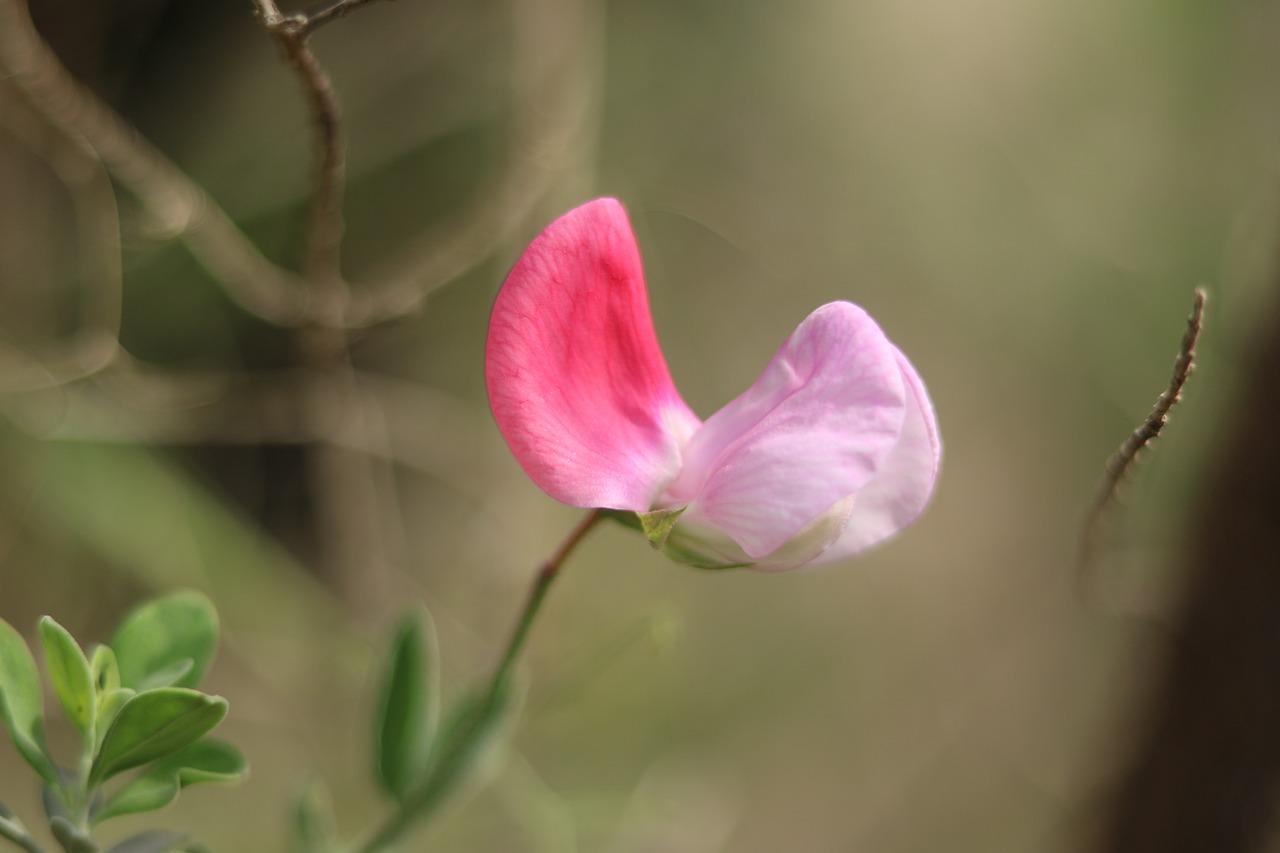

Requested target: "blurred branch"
[
  {"left": 0, "top": 87, "right": 122, "bottom": 391},
  {"left": 0, "top": 0, "right": 597, "bottom": 329},
  {"left": 345, "top": 0, "right": 601, "bottom": 325},
  {"left": 0, "top": 0, "right": 311, "bottom": 326},
  {"left": 1079, "top": 288, "right": 1206, "bottom": 574},
  {"left": 1097, "top": 283, "right": 1280, "bottom": 850}
]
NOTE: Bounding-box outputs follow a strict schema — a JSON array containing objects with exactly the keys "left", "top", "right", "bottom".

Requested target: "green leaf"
[
  {"left": 104, "top": 831, "right": 187, "bottom": 853},
  {"left": 40, "top": 617, "right": 97, "bottom": 742},
  {"left": 111, "top": 593, "right": 218, "bottom": 692},
  {"left": 50, "top": 816, "right": 99, "bottom": 852},
  {"left": 94, "top": 688, "right": 135, "bottom": 753},
  {"left": 291, "top": 780, "right": 336, "bottom": 853},
  {"left": 135, "top": 660, "right": 194, "bottom": 693},
  {"left": 90, "top": 689, "right": 227, "bottom": 785},
  {"left": 375, "top": 608, "right": 439, "bottom": 802},
  {"left": 95, "top": 739, "right": 245, "bottom": 823},
  {"left": 90, "top": 646, "right": 120, "bottom": 696},
  {"left": 0, "top": 617, "right": 56, "bottom": 783}
]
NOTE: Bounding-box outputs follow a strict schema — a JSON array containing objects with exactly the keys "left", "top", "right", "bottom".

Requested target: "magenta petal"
[
  {"left": 486, "top": 199, "right": 700, "bottom": 510},
  {"left": 810, "top": 347, "right": 941, "bottom": 563},
  {"left": 666, "top": 302, "right": 908, "bottom": 558}
]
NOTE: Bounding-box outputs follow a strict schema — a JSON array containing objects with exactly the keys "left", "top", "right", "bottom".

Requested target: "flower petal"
[
  {"left": 665, "top": 302, "right": 908, "bottom": 558},
  {"left": 486, "top": 198, "right": 700, "bottom": 510},
  {"left": 811, "top": 346, "right": 941, "bottom": 562}
]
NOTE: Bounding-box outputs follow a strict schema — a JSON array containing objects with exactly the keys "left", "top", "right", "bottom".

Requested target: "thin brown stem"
[
  {"left": 1079, "top": 287, "right": 1207, "bottom": 575},
  {"left": 301, "top": 0, "right": 394, "bottom": 34},
  {"left": 252, "top": 1, "right": 348, "bottom": 320}
]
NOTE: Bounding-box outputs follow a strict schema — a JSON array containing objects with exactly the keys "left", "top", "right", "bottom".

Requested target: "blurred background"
[{"left": 2, "top": 0, "right": 1279, "bottom": 850}]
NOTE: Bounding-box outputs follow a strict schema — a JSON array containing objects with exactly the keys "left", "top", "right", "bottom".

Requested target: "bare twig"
[
  {"left": 0, "top": 0, "right": 310, "bottom": 326},
  {"left": 301, "top": 0, "right": 394, "bottom": 34},
  {"left": 252, "top": 0, "right": 349, "bottom": 320},
  {"left": 1080, "top": 287, "right": 1207, "bottom": 572}
]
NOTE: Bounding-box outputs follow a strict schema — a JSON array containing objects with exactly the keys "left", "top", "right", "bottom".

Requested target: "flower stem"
[
  {"left": 491, "top": 509, "right": 602, "bottom": 689},
  {"left": 354, "top": 509, "right": 603, "bottom": 853}
]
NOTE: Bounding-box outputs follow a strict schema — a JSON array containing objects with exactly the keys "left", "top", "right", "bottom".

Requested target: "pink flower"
[{"left": 486, "top": 198, "right": 940, "bottom": 570}]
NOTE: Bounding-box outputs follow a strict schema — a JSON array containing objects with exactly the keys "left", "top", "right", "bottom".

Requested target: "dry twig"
[
  {"left": 1080, "top": 287, "right": 1207, "bottom": 573},
  {"left": 302, "top": 0, "right": 395, "bottom": 34},
  {"left": 251, "top": 0, "right": 350, "bottom": 320}
]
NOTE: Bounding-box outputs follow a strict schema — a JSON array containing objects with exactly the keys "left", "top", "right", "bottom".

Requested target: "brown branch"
[
  {"left": 0, "top": 0, "right": 311, "bottom": 326},
  {"left": 1095, "top": 286, "right": 1280, "bottom": 850},
  {"left": 301, "top": 0, "right": 395, "bottom": 34},
  {"left": 1079, "top": 287, "right": 1207, "bottom": 573},
  {"left": 251, "top": 0, "right": 349, "bottom": 321}
]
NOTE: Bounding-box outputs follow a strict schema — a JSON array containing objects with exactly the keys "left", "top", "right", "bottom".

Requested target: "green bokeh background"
[{"left": 2, "top": 0, "right": 1278, "bottom": 850}]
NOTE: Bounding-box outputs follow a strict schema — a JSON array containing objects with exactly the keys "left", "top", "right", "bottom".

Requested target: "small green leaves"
[
  {"left": 0, "top": 617, "right": 56, "bottom": 783},
  {"left": 375, "top": 609, "right": 439, "bottom": 802},
  {"left": 95, "top": 739, "right": 246, "bottom": 823},
  {"left": 111, "top": 592, "right": 218, "bottom": 692},
  {"left": 0, "top": 598, "right": 239, "bottom": 853},
  {"left": 41, "top": 617, "right": 97, "bottom": 744},
  {"left": 91, "top": 689, "right": 228, "bottom": 785}
]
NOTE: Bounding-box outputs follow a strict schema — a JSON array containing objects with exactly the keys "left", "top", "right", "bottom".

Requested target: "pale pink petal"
[
  {"left": 809, "top": 347, "right": 941, "bottom": 563},
  {"left": 664, "top": 302, "right": 907, "bottom": 558},
  {"left": 486, "top": 198, "right": 700, "bottom": 510}
]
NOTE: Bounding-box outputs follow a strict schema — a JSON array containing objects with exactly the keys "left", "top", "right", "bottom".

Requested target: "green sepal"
[
  {"left": 0, "top": 617, "right": 57, "bottom": 783},
  {"left": 111, "top": 592, "right": 218, "bottom": 692},
  {"left": 104, "top": 830, "right": 187, "bottom": 853},
  {"left": 94, "top": 739, "right": 245, "bottom": 823},
  {"left": 40, "top": 617, "right": 97, "bottom": 745},
  {"left": 637, "top": 508, "right": 685, "bottom": 549},
  {"left": 374, "top": 608, "right": 439, "bottom": 802},
  {"left": 655, "top": 540, "right": 752, "bottom": 571},
  {"left": 602, "top": 510, "right": 750, "bottom": 570},
  {"left": 50, "top": 816, "right": 99, "bottom": 852},
  {"left": 90, "top": 689, "right": 227, "bottom": 785}
]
